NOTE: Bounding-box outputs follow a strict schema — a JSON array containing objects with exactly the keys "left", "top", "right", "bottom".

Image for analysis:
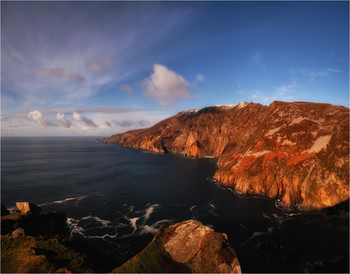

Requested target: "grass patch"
[
  {"left": 113, "top": 228, "right": 190, "bottom": 273},
  {"left": 1, "top": 235, "right": 94, "bottom": 273}
]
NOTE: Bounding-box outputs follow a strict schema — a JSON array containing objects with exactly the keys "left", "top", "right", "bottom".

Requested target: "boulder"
[
  {"left": 164, "top": 220, "right": 241, "bottom": 273},
  {"left": 12, "top": 227, "right": 25, "bottom": 237},
  {"left": 114, "top": 220, "right": 241, "bottom": 273},
  {"left": 16, "top": 202, "right": 41, "bottom": 214}
]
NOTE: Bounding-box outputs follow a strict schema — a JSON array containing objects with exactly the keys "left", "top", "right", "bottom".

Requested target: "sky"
[{"left": 1, "top": 1, "right": 349, "bottom": 136}]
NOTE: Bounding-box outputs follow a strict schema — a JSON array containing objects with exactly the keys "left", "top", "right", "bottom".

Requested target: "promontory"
[{"left": 101, "top": 101, "right": 349, "bottom": 210}]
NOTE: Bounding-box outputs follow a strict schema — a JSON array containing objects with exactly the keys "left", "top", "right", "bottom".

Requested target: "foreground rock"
[
  {"left": 16, "top": 202, "right": 41, "bottom": 214},
  {"left": 114, "top": 220, "right": 241, "bottom": 273},
  {"left": 1, "top": 204, "right": 68, "bottom": 237},
  {"left": 101, "top": 101, "right": 349, "bottom": 210}
]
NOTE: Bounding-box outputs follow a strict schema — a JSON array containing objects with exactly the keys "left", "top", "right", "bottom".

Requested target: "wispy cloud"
[
  {"left": 119, "top": 84, "right": 134, "bottom": 94},
  {"left": 142, "top": 64, "right": 192, "bottom": 107},
  {"left": 2, "top": 2, "right": 191, "bottom": 114},
  {"left": 252, "top": 50, "right": 265, "bottom": 72},
  {"left": 35, "top": 68, "right": 85, "bottom": 82},
  {"left": 249, "top": 83, "right": 296, "bottom": 104},
  {"left": 236, "top": 83, "right": 245, "bottom": 94},
  {"left": 289, "top": 68, "right": 340, "bottom": 81},
  {"left": 86, "top": 58, "right": 110, "bottom": 75},
  {"left": 196, "top": 74, "right": 204, "bottom": 82}
]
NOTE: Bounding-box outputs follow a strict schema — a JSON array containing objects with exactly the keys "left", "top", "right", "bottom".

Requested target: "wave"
[
  {"left": 80, "top": 215, "right": 112, "bottom": 227},
  {"left": 6, "top": 196, "right": 87, "bottom": 212},
  {"left": 143, "top": 203, "right": 159, "bottom": 223},
  {"left": 139, "top": 219, "right": 174, "bottom": 235},
  {"left": 38, "top": 196, "right": 87, "bottom": 207}
]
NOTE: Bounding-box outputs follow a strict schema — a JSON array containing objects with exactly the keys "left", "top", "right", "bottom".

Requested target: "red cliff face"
[{"left": 101, "top": 101, "right": 349, "bottom": 210}]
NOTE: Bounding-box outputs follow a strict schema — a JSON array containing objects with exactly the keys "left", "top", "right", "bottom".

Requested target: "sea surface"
[{"left": 1, "top": 137, "right": 349, "bottom": 272}]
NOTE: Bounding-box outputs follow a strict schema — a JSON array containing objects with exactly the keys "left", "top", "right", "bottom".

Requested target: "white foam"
[
  {"left": 67, "top": 217, "right": 85, "bottom": 237},
  {"left": 142, "top": 203, "right": 159, "bottom": 223},
  {"left": 38, "top": 196, "right": 87, "bottom": 207},
  {"left": 80, "top": 215, "right": 112, "bottom": 227},
  {"left": 128, "top": 217, "right": 139, "bottom": 231}
]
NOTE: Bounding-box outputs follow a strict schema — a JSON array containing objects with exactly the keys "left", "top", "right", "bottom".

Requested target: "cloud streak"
[
  {"left": 143, "top": 64, "right": 192, "bottom": 107},
  {"left": 35, "top": 68, "right": 85, "bottom": 82},
  {"left": 289, "top": 68, "right": 340, "bottom": 80}
]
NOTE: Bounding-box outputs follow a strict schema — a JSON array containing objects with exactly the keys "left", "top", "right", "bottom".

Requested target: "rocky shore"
[
  {"left": 101, "top": 101, "right": 350, "bottom": 210},
  {"left": 1, "top": 202, "right": 241, "bottom": 273}
]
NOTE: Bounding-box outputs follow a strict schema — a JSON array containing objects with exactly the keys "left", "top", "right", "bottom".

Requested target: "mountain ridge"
[{"left": 101, "top": 101, "right": 349, "bottom": 210}]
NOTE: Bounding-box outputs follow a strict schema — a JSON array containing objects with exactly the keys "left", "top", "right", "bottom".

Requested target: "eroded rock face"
[
  {"left": 164, "top": 220, "right": 241, "bottom": 273},
  {"left": 101, "top": 101, "right": 349, "bottom": 210}
]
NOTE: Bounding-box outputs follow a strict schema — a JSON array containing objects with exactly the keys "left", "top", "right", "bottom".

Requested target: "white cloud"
[
  {"left": 27, "top": 110, "right": 56, "bottom": 126},
  {"left": 56, "top": 113, "right": 72, "bottom": 128},
  {"left": 72, "top": 112, "right": 97, "bottom": 128},
  {"left": 142, "top": 64, "right": 192, "bottom": 107},
  {"left": 249, "top": 83, "right": 296, "bottom": 104},
  {"left": 289, "top": 68, "right": 340, "bottom": 81}
]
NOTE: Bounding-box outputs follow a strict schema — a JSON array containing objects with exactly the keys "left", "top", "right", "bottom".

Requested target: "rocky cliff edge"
[{"left": 101, "top": 101, "right": 350, "bottom": 210}]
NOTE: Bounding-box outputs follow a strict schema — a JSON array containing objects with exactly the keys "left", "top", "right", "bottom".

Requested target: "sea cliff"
[{"left": 101, "top": 101, "right": 349, "bottom": 210}]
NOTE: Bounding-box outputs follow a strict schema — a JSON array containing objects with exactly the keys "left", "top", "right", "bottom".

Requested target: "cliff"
[
  {"left": 101, "top": 101, "right": 349, "bottom": 210},
  {"left": 113, "top": 220, "right": 241, "bottom": 273}
]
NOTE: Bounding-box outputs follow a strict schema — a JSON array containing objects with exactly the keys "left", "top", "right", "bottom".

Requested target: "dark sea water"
[{"left": 1, "top": 137, "right": 349, "bottom": 272}]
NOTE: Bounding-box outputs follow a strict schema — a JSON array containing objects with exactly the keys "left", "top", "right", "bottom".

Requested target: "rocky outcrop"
[
  {"left": 1, "top": 211, "right": 68, "bottom": 236},
  {"left": 101, "top": 101, "right": 349, "bottom": 210},
  {"left": 16, "top": 202, "right": 41, "bottom": 214},
  {"left": 1, "top": 204, "right": 10, "bottom": 216},
  {"left": 114, "top": 220, "right": 241, "bottom": 273}
]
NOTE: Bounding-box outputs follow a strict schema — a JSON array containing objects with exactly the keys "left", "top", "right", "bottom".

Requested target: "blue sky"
[{"left": 1, "top": 1, "right": 349, "bottom": 136}]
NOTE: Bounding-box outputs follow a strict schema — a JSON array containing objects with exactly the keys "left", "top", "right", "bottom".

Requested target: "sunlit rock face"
[{"left": 101, "top": 101, "right": 349, "bottom": 210}]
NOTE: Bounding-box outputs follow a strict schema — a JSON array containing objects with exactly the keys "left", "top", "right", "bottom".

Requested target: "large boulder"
[
  {"left": 114, "top": 220, "right": 241, "bottom": 273},
  {"left": 16, "top": 202, "right": 41, "bottom": 214}
]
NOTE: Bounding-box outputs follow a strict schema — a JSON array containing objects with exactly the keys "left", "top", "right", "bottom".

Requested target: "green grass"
[
  {"left": 1, "top": 213, "right": 22, "bottom": 221},
  {"left": 1, "top": 235, "right": 94, "bottom": 273},
  {"left": 113, "top": 228, "right": 190, "bottom": 273}
]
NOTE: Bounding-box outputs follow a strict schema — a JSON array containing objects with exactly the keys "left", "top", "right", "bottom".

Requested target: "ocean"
[{"left": 1, "top": 137, "right": 349, "bottom": 272}]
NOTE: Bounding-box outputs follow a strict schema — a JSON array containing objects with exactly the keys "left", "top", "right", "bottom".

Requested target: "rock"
[
  {"left": 165, "top": 220, "right": 241, "bottom": 273},
  {"left": 113, "top": 220, "right": 241, "bottom": 273},
  {"left": 1, "top": 212, "right": 68, "bottom": 236},
  {"left": 12, "top": 227, "right": 25, "bottom": 237},
  {"left": 16, "top": 202, "right": 41, "bottom": 214},
  {"left": 1, "top": 204, "right": 10, "bottom": 216},
  {"left": 102, "top": 101, "right": 349, "bottom": 210}
]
